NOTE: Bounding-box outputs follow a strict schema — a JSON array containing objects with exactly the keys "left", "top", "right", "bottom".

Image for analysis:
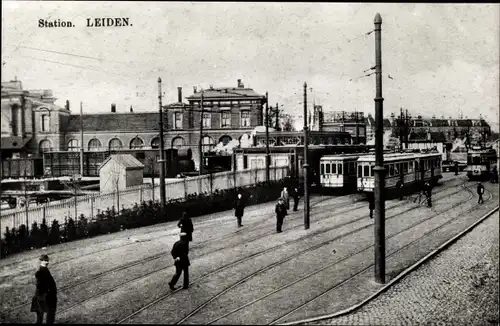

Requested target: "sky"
[{"left": 2, "top": 2, "right": 499, "bottom": 131}]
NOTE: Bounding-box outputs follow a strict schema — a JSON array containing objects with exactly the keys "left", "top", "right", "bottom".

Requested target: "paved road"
[{"left": 307, "top": 207, "right": 499, "bottom": 326}]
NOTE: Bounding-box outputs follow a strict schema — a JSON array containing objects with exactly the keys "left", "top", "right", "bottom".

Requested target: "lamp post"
[
  {"left": 158, "top": 77, "right": 166, "bottom": 208},
  {"left": 303, "top": 82, "right": 310, "bottom": 230},
  {"left": 265, "top": 92, "right": 270, "bottom": 182},
  {"left": 373, "top": 13, "right": 386, "bottom": 284}
]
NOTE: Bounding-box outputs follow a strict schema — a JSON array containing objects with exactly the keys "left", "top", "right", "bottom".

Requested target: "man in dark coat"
[
  {"left": 177, "top": 212, "right": 194, "bottom": 242},
  {"left": 368, "top": 193, "right": 375, "bottom": 219},
  {"left": 31, "top": 254, "right": 57, "bottom": 324},
  {"left": 292, "top": 186, "right": 300, "bottom": 212},
  {"left": 454, "top": 162, "right": 459, "bottom": 176},
  {"left": 396, "top": 179, "right": 404, "bottom": 200},
  {"left": 423, "top": 181, "right": 432, "bottom": 207},
  {"left": 275, "top": 198, "right": 287, "bottom": 233},
  {"left": 169, "top": 233, "right": 190, "bottom": 290},
  {"left": 477, "top": 182, "right": 485, "bottom": 204},
  {"left": 234, "top": 192, "right": 245, "bottom": 227}
]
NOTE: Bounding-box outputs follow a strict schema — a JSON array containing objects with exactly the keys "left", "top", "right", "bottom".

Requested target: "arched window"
[
  {"left": 39, "top": 139, "right": 52, "bottom": 153},
  {"left": 68, "top": 139, "right": 79, "bottom": 151},
  {"left": 41, "top": 114, "right": 50, "bottom": 132},
  {"left": 239, "top": 133, "right": 252, "bottom": 148},
  {"left": 172, "top": 136, "right": 185, "bottom": 149},
  {"left": 151, "top": 137, "right": 160, "bottom": 149},
  {"left": 202, "top": 135, "right": 215, "bottom": 152},
  {"left": 219, "top": 135, "right": 232, "bottom": 146},
  {"left": 109, "top": 138, "right": 123, "bottom": 150},
  {"left": 130, "top": 137, "right": 144, "bottom": 149},
  {"left": 88, "top": 138, "right": 102, "bottom": 151}
]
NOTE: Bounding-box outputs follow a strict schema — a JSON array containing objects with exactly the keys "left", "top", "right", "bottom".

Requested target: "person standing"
[
  {"left": 292, "top": 186, "right": 300, "bottom": 212},
  {"left": 424, "top": 181, "right": 432, "bottom": 207},
  {"left": 368, "top": 193, "right": 375, "bottom": 219},
  {"left": 396, "top": 179, "right": 404, "bottom": 200},
  {"left": 477, "top": 182, "right": 485, "bottom": 204},
  {"left": 454, "top": 162, "right": 459, "bottom": 176},
  {"left": 275, "top": 198, "right": 287, "bottom": 233},
  {"left": 169, "top": 233, "right": 190, "bottom": 290},
  {"left": 280, "top": 187, "right": 290, "bottom": 213},
  {"left": 177, "top": 212, "right": 194, "bottom": 243},
  {"left": 234, "top": 192, "right": 245, "bottom": 227},
  {"left": 30, "top": 254, "right": 57, "bottom": 324}
]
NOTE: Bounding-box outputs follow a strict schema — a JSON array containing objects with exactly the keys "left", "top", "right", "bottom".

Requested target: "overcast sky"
[{"left": 2, "top": 2, "right": 499, "bottom": 131}]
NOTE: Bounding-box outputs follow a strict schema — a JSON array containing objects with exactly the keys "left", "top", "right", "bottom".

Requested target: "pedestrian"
[
  {"left": 491, "top": 166, "right": 498, "bottom": 183},
  {"left": 30, "top": 254, "right": 57, "bottom": 324},
  {"left": 177, "top": 212, "right": 194, "bottom": 243},
  {"left": 454, "top": 162, "right": 459, "bottom": 176},
  {"left": 396, "top": 179, "right": 404, "bottom": 200},
  {"left": 292, "top": 186, "right": 300, "bottom": 212},
  {"left": 275, "top": 198, "right": 287, "bottom": 233},
  {"left": 234, "top": 192, "right": 245, "bottom": 227},
  {"left": 368, "top": 193, "right": 375, "bottom": 218},
  {"left": 168, "top": 232, "right": 190, "bottom": 290},
  {"left": 477, "top": 182, "right": 485, "bottom": 204},
  {"left": 280, "top": 187, "right": 290, "bottom": 212},
  {"left": 424, "top": 181, "right": 432, "bottom": 207}
]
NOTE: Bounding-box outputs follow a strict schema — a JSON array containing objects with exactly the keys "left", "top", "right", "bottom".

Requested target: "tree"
[
  {"left": 282, "top": 115, "right": 295, "bottom": 132},
  {"left": 48, "top": 220, "right": 61, "bottom": 245}
]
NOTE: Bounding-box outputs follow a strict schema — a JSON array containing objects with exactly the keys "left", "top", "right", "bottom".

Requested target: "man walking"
[
  {"left": 292, "top": 186, "right": 300, "bottom": 212},
  {"left": 477, "top": 182, "right": 485, "bottom": 204},
  {"left": 454, "top": 162, "right": 459, "bottom": 176},
  {"left": 169, "top": 232, "right": 190, "bottom": 290},
  {"left": 234, "top": 192, "right": 245, "bottom": 227},
  {"left": 424, "top": 181, "right": 432, "bottom": 207},
  {"left": 31, "top": 254, "right": 57, "bottom": 324},
  {"left": 177, "top": 212, "right": 194, "bottom": 243},
  {"left": 275, "top": 198, "right": 287, "bottom": 233},
  {"left": 368, "top": 193, "right": 375, "bottom": 218}
]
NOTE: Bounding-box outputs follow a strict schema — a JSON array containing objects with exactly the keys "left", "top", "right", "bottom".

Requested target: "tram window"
[
  {"left": 389, "top": 164, "right": 395, "bottom": 176},
  {"left": 371, "top": 165, "right": 375, "bottom": 176},
  {"left": 409, "top": 162, "right": 413, "bottom": 173},
  {"left": 338, "top": 163, "right": 343, "bottom": 175},
  {"left": 358, "top": 165, "right": 362, "bottom": 177},
  {"left": 320, "top": 163, "right": 324, "bottom": 175},
  {"left": 332, "top": 163, "right": 336, "bottom": 174},
  {"left": 415, "top": 161, "right": 419, "bottom": 171},
  {"left": 351, "top": 162, "right": 356, "bottom": 174},
  {"left": 364, "top": 165, "right": 369, "bottom": 177},
  {"left": 384, "top": 165, "right": 389, "bottom": 173},
  {"left": 395, "top": 164, "right": 400, "bottom": 175},
  {"left": 325, "top": 163, "right": 330, "bottom": 174},
  {"left": 404, "top": 162, "right": 408, "bottom": 173}
]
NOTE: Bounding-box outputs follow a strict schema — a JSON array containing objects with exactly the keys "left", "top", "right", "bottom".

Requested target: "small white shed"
[{"left": 99, "top": 154, "right": 145, "bottom": 194}]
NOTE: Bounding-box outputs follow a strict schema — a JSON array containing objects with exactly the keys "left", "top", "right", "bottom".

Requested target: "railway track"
[{"left": 114, "top": 180, "right": 472, "bottom": 324}]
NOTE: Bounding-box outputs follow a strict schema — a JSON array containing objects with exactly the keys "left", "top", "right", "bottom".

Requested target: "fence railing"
[{"left": 1, "top": 166, "right": 290, "bottom": 237}]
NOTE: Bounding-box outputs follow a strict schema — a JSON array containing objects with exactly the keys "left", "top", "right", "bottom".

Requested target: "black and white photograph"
[{"left": 1, "top": 2, "right": 499, "bottom": 324}]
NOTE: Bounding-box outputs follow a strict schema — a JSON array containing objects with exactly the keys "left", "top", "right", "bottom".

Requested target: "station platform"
[{"left": 0, "top": 174, "right": 498, "bottom": 324}]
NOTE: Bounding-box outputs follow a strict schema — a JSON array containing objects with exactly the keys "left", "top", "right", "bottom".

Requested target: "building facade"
[{"left": 312, "top": 108, "right": 366, "bottom": 145}]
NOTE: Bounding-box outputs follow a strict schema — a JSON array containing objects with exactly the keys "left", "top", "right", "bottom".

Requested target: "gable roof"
[
  {"left": 64, "top": 112, "right": 159, "bottom": 132},
  {"left": 99, "top": 154, "right": 145, "bottom": 171}
]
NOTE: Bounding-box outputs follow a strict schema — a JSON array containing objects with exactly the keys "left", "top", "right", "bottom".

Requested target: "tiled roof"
[
  {"left": 456, "top": 119, "right": 472, "bottom": 127},
  {"left": 409, "top": 131, "right": 447, "bottom": 142},
  {"left": 64, "top": 112, "right": 159, "bottom": 132},
  {"left": 186, "top": 88, "right": 264, "bottom": 99},
  {"left": 99, "top": 154, "right": 145, "bottom": 171}
]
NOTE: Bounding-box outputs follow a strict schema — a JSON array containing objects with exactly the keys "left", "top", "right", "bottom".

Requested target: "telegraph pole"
[
  {"left": 275, "top": 102, "right": 279, "bottom": 130},
  {"left": 157, "top": 78, "right": 166, "bottom": 208},
  {"left": 405, "top": 109, "right": 409, "bottom": 149},
  {"left": 399, "top": 108, "right": 404, "bottom": 152},
  {"left": 199, "top": 90, "right": 204, "bottom": 175},
  {"left": 303, "top": 82, "right": 310, "bottom": 229},
  {"left": 265, "top": 92, "right": 270, "bottom": 181},
  {"left": 80, "top": 102, "right": 84, "bottom": 176},
  {"left": 373, "top": 13, "right": 386, "bottom": 284}
]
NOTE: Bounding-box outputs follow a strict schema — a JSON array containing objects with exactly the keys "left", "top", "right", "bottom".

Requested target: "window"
[
  {"left": 41, "top": 114, "right": 50, "bottom": 132},
  {"left": 172, "top": 137, "right": 185, "bottom": 149},
  {"left": 394, "top": 164, "right": 400, "bottom": 175},
  {"left": 68, "top": 139, "right": 79, "bottom": 151},
  {"left": 130, "top": 137, "right": 144, "bottom": 149},
  {"left": 39, "top": 140, "right": 51, "bottom": 153},
  {"left": 415, "top": 161, "right": 419, "bottom": 171},
  {"left": 371, "top": 165, "right": 375, "bottom": 176},
  {"left": 203, "top": 112, "right": 211, "bottom": 128},
  {"left": 409, "top": 162, "right": 413, "bottom": 173},
  {"left": 325, "top": 163, "right": 330, "bottom": 174},
  {"left": 221, "top": 111, "right": 231, "bottom": 128},
  {"left": 88, "top": 138, "right": 102, "bottom": 151},
  {"left": 403, "top": 162, "right": 408, "bottom": 173},
  {"left": 202, "top": 136, "right": 215, "bottom": 152},
  {"left": 358, "top": 165, "right": 362, "bottom": 177},
  {"left": 320, "top": 163, "right": 325, "bottom": 175},
  {"left": 332, "top": 163, "right": 337, "bottom": 174},
  {"left": 241, "top": 111, "right": 250, "bottom": 127},
  {"left": 364, "top": 165, "right": 369, "bottom": 177},
  {"left": 174, "top": 112, "right": 183, "bottom": 129},
  {"left": 109, "top": 138, "right": 123, "bottom": 150},
  {"left": 338, "top": 163, "right": 343, "bottom": 175},
  {"left": 389, "top": 164, "right": 395, "bottom": 176},
  {"left": 220, "top": 135, "right": 232, "bottom": 146},
  {"left": 151, "top": 137, "right": 160, "bottom": 149}
]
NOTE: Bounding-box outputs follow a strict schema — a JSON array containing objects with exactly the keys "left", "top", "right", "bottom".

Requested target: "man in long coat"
[
  {"left": 169, "top": 233, "right": 190, "bottom": 290},
  {"left": 368, "top": 193, "right": 375, "bottom": 219},
  {"left": 234, "top": 192, "right": 245, "bottom": 227},
  {"left": 275, "top": 198, "right": 287, "bottom": 233},
  {"left": 31, "top": 254, "right": 57, "bottom": 324},
  {"left": 280, "top": 187, "right": 290, "bottom": 212},
  {"left": 291, "top": 186, "right": 300, "bottom": 212},
  {"left": 477, "top": 182, "right": 485, "bottom": 204},
  {"left": 177, "top": 212, "right": 194, "bottom": 242}
]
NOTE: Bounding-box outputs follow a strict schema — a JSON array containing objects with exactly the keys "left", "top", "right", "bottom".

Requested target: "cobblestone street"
[{"left": 307, "top": 211, "right": 499, "bottom": 326}]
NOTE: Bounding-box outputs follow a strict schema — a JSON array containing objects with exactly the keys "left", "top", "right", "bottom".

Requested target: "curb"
[{"left": 280, "top": 205, "right": 499, "bottom": 325}]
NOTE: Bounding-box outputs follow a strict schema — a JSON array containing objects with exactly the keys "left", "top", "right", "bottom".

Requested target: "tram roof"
[
  {"left": 320, "top": 153, "right": 361, "bottom": 161},
  {"left": 357, "top": 151, "right": 441, "bottom": 162}
]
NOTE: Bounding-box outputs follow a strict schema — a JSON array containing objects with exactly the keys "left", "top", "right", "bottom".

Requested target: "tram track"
[{"left": 114, "top": 180, "right": 471, "bottom": 324}]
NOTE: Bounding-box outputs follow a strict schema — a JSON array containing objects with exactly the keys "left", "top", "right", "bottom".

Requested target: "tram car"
[
  {"left": 1, "top": 157, "right": 44, "bottom": 179},
  {"left": 319, "top": 154, "right": 360, "bottom": 192},
  {"left": 356, "top": 151, "right": 442, "bottom": 195},
  {"left": 466, "top": 146, "right": 497, "bottom": 180}
]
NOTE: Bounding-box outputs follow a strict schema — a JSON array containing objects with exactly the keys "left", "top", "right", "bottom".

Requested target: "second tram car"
[
  {"left": 356, "top": 151, "right": 442, "bottom": 193},
  {"left": 319, "top": 154, "right": 360, "bottom": 192},
  {"left": 466, "top": 146, "right": 497, "bottom": 180}
]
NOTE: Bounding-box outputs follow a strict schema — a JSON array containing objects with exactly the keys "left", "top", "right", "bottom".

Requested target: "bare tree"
[{"left": 282, "top": 115, "right": 295, "bottom": 131}]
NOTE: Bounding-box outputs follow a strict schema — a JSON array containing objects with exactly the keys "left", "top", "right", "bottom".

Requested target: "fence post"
[
  {"left": 90, "top": 195, "right": 94, "bottom": 219},
  {"left": 210, "top": 173, "right": 213, "bottom": 194},
  {"left": 42, "top": 206, "right": 46, "bottom": 224},
  {"left": 140, "top": 186, "right": 143, "bottom": 203}
]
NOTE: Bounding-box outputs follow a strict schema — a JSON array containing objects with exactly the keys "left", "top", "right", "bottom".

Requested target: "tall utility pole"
[
  {"left": 373, "top": 13, "right": 386, "bottom": 284},
  {"left": 275, "top": 102, "right": 279, "bottom": 130},
  {"left": 303, "top": 82, "right": 310, "bottom": 229},
  {"left": 265, "top": 92, "right": 270, "bottom": 182},
  {"left": 399, "top": 108, "right": 404, "bottom": 152},
  {"left": 80, "top": 102, "right": 84, "bottom": 176},
  {"left": 199, "top": 90, "right": 204, "bottom": 175},
  {"left": 157, "top": 78, "right": 166, "bottom": 208}
]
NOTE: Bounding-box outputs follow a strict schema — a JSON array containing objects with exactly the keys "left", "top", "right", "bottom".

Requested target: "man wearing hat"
[
  {"left": 168, "top": 232, "right": 190, "bottom": 290},
  {"left": 31, "top": 254, "right": 57, "bottom": 324},
  {"left": 177, "top": 212, "right": 194, "bottom": 243}
]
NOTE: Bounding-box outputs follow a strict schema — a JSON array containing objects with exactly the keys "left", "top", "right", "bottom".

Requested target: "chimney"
[
  {"left": 237, "top": 79, "right": 244, "bottom": 88},
  {"left": 65, "top": 100, "right": 70, "bottom": 110},
  {"left": 130, "top": 105, "right": 133, "bottom": 112},
  {"left": 177, "top": 87, "right": 182, "bottom": 103},
  {"left": 111, "top": 103, "right": 116, "bottom": 113},
  {"left": 193, "top": 86, "right": 197, "bottom": 94}
]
